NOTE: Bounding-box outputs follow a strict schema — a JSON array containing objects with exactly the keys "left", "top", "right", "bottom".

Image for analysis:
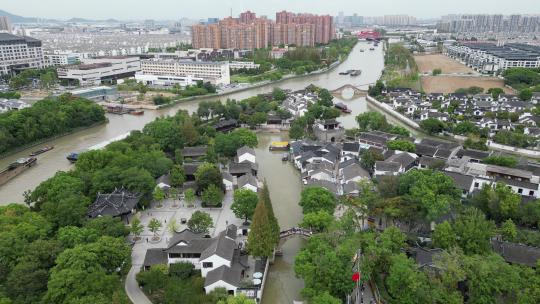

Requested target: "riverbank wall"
[
  {"left": 366, "top": 95, "right": 421, "bottom": 130},
  {"left": 0, "top": 119, "right": 108, "bottom": 160}
]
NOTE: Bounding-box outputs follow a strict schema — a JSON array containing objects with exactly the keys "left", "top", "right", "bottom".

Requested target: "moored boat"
[
  {"left": 66, "top": 152, "right": 79, "bottom": 163},
  {"left": 270, "top": 141, "right": 290, "bottom": 151},
  {"left": 30, "top": 146, "right": 54, "bottom": 156},
  {"left": 334, "top": 102, "right": 352, "bottom": 113},
  {"left": 130, "top": 110, "right": 145, "bottom": 115},
  {"left": 0, "top": 157, "right": 37, "bottom": 186}
]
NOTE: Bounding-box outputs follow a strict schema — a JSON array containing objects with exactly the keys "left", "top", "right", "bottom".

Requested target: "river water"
[{"left": 0, "top": 41, "right": 389, "bottom": 304}]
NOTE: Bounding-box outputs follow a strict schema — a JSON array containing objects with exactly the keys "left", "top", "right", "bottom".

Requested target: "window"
[
  {"left": 203, "top": 262, "right": 213, "bottom": 268},
  {"left": 474, "top": 182, "right": 479, "bottom": 188},
  {"left": 529, "top": 191, "right": 535, "bottom": 196},
  {"left": 518, "top": 188, "right": 523, "bottom": 194}
]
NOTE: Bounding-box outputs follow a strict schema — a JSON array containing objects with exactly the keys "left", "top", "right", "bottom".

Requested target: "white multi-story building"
[
  {"left": 140, "top": 59, "right": 230, "bottom": 85},
  {"left": 0, "top": 33, "right": 44, "bottom": 75},
  {"left": 134, "top": 72, "right": 202, "bottom": 87},
  {"left": 45, "top": 52, "right": 81, "bottom": 66},
  {"left": 445, "top": 43, "right": 540, "bottom": 74},
  {"left": 229, "top": 61, "right": 260, "bottom": 70},
  {"left": 57, "top": 56, "right": 141, "bottom": 86}
]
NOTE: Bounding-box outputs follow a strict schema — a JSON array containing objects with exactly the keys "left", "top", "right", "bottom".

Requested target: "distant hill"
[
  {"left": 0, "top": 9, "right": 39, "bottom": 23},
  {"left": 0, "top": 10, "right": 120, "bottom": 24}
]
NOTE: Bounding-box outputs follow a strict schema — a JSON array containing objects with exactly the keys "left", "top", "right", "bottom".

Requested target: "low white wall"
[{"left": 366, "top": 95, "right": 420, "bottom": 129}]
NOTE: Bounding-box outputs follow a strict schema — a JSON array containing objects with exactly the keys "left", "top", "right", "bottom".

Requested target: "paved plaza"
[{"left": 126, "top": 189, "right": 246, "bottom": 303}]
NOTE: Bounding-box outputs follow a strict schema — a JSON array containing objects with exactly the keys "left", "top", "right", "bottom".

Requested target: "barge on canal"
[{"left": 0, "top": 157, "right": 37, "bottom": 186}]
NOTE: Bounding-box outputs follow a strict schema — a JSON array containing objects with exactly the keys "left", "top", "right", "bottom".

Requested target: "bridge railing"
[{"left": 279, "top": 227, "right": 313, "bottom": 239}]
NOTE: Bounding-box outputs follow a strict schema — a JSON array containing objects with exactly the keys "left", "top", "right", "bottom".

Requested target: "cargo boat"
[
  {"left": 129, "top": 110, "right": 145, "bottom": 116},
  {"left": 334, "top": 102, "right": 352, "bottom": 113},
  {"left": 0, "top": 157, "right": 37, "bottom": 186},
  {"left": 339, "top": 70, "right": 354, "bottom": 75},
  {"left": 29, "top": 146, "right": 54, "bottom": 156},
  {"left": 269, "top": 141, "right": 290, "bottom": 151}
]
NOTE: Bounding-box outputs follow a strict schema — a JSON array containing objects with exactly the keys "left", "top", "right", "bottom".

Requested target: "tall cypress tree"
[
  {"left": 247, "top": 201, "right": 275, "bottom": 257},
  {"left": 260, "top": 181, "right": 280, "bottom": 246}
]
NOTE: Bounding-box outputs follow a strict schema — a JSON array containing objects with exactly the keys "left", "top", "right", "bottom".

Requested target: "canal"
[{"left": 0, "top": 40, "right": 390, "bottom": 304}]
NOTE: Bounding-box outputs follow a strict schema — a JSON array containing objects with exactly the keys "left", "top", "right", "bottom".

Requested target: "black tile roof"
[{"left": 87, "top": 187, "right": 141, "bottom": 218}]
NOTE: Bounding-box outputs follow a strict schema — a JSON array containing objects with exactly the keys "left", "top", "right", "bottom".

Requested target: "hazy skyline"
[{"left": 2, "top": 0, "right": 540, "bottom": 20}]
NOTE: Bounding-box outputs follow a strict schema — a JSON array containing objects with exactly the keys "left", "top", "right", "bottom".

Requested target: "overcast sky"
[{"left": 2, "top": 0, "right": 539, "bottom": 20}]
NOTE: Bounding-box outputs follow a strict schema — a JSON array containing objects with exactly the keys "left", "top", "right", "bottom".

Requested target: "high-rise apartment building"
[
  {"left": 0, "top": 33, "right": 44, "bottom": 75},
  {"left": 437, "top": 14, "right": 540, "bottom": 33},
  {"left": 192, "top": 11, "right": 335, "bottom": 49},
  {"left": 0, "top": 16, "right": 11, "bottom": 33}
]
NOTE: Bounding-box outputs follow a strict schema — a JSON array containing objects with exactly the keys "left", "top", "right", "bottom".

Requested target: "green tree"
[
  {"left": 136, "top": 264, "right": 168, "bottom": 294},
  {"left": 519, "top": 88, "right": 533, "bottom": 101},
  {"left": 487, "top": 87, "right": 504, "bottom": 99},
  {"left": 420, "top": 118, "right": 446, "bottom": 134},
  {"left": 130, "top": 218, "right": 144, "bottom": 240},
  {"left": 272, "top": 88, "right": 287, "bottom": 101},
  {"left": 300, "top": 210, "right": 334, "bottom": 232},
  {"left": 152, "top": 186, "right": 165, "bottom": 208},
  {"left": 184, "top": 188, "right": 196, "bottom": 207},
  {"left": 201, "top": 184, "right": 224, "bottom": 207},
  {"left": 194, "top": 162, "right": 224, "bottom": 192},
  {"left": 299, "top": 187, "right": 337, "bottom": 214},
  {"left": 432, "top": 68, "right": 442, "bottom": 76},
  {"left": 356, "top": 111, "right": 389, "bottom": 131},
  {"left": 170, "top": 165, "right": 186, "bottom": 187},
  {"left": 260, "top": 181, "right": 280, "bottom": 247},
  {"left": 167, "top": 219, "right": 180, "bottom": 234},
  {"left": 247, "top": 202, "right": 275, "bottom": 257},
  {"left": 500, "top": 219, "right": 517, "bottom": 241},
  {"left": 231, "top": 189, "right": 259, "bottom": 223},
  {"left": 318, "top": 89, "right": 334, "bottom": 107},
  {"left": 398, "top": 169, "right": 460, "bottom": 221},
  {"left": 309, "top": 292, "right": 341, "bottom": 304},
  {"left": 148, "top": 218, "right": 162, "bottom": 239},
  {"left": 386, "top": 140, "right": 415, "bottom": 152},
  {"left": 481, "top": 155, "right": 518, "bottom": 167},
  {"left": 386, "top": 254, "right": 429, "bottom": 304},
  {"left": 169, "top": 187, "right": 180, "bottom": 208},
  {"left": 453, "top": 207, "right": 495, "bottom": 255},
  {"left": 168, "top": 262, "right": 194, "bottom": 279},
  {"left": 289, "top": 123, "right": 305, "bottom": 140},
  {"left": 188, "top": 211, "right": 213, "bottom": 234},
  {"left": 471, "top": 183, "right": 520, "bottom": 222},
  {"left": 360, "top": 149, "right": 384, "bottom": 172},
  {"left": 433, "top": 221, "right": 457, "bottom": 249},
  {"left": 217, "top": 294, "right": 256, "bottom": 304}
]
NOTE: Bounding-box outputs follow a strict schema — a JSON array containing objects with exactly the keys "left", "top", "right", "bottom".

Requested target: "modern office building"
[
  {"left": 0, "top": 33, "right": 44, "bottom": 76},
  {"left": 0, "top": 16, "right": 11, "bottom": 33},
  {"left": 140, "top": 59, "right": 230, "bottom": 85},
  {"left": 192, "top": 10, "right": 334, "bottom": 49},
  {"left": 57, "top": 56, "right": 141, "bottom": 86},
  {"left": 445, "top": 43, "right": 540, "bottom": 74}
]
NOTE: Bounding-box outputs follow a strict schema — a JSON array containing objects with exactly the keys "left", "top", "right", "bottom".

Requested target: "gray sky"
[{"left": 2, "top": 0, "right": 539, "bottom": 20}]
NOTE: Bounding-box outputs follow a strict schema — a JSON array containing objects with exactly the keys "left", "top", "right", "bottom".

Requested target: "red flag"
[{"left": 352, "top": 271, "right": 360, "bottom": 282}]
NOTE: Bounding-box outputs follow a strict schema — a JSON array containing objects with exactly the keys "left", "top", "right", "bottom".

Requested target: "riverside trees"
[{"left": 0, "top": 95, "right": 106, "bottom": 154}]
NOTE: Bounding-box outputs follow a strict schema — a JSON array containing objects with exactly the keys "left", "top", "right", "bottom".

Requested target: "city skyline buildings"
[
  {"left": 192, "top": 11, "right": 334, "bottom": 49},
  {"left": 1, "top": 0, "right": 539, "bottom": 21}
]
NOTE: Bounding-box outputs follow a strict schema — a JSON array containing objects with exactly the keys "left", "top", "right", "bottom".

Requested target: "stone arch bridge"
[
  {"left": 275, "top": 227, "right": 313, "bottom": 255},
  {"left": 330, "top": 84, "right": 370, "bottom": 98}
]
